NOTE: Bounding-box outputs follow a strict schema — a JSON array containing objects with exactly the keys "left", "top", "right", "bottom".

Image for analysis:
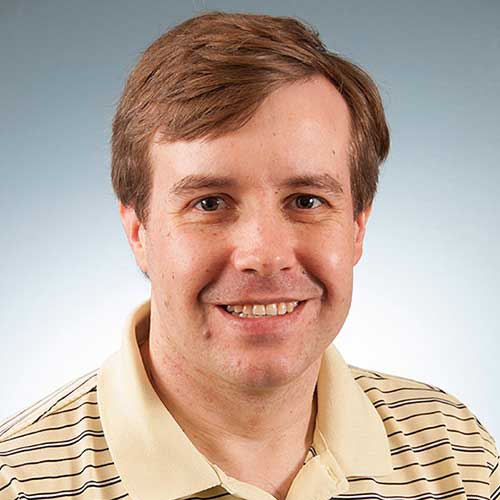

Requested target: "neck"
[{"left": 140, "top": 329, "right": 320, "bottom": 500}]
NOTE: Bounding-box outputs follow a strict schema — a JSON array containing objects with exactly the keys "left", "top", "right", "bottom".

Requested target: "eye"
[
  {"left": 194, "top": 196, "right": 227, "bottom": 212},
  {"left": 293, "top": 195, "right": 324, "bottom": 210}
]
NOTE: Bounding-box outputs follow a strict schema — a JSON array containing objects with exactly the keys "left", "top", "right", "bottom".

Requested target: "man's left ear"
[{"left": 353, "top": 205, "right": 372, "bottom": 266}]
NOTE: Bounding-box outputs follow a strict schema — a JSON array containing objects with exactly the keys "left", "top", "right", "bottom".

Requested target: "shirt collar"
[
  {"left": 98, "top": 301, "right": 392, "bottom": 500},
  {"left": 316, "top": 345, "right": 393, "bottom": 477}
]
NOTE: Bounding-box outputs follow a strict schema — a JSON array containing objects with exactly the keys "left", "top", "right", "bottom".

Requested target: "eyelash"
[{"left": 193, "top": 194, "right": 327, "bottom": 212}]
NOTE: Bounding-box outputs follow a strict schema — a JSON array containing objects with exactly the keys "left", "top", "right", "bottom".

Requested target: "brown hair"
[{"left": 111, "top": 11, "right": 389, "bottom": 224}]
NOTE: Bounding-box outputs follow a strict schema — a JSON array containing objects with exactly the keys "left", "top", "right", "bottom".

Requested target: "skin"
[{"left": 120, "top": 75, "right": 370, "bottom": 500}]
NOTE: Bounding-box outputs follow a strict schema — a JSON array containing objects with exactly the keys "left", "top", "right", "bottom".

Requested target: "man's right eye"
[{"left": 194, "top": 196, "right": 227, "bottom": 212}]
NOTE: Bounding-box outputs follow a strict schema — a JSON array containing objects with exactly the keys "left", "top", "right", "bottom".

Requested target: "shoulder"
[
  {"left": 0, "top": 370, "right": 125, "bottom": 499},
  {"left": 350, "top": 364, "right": 495, "bottom": 445},
  {"left": 350, "top": 365, "right": 499, "bottom": 499},
  {"left": 0, "top": 369, "right": 99, "bottom": 442}
]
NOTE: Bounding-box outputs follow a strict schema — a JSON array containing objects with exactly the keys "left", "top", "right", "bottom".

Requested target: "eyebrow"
[{"left": 169, "top": 172, "right": 344, "bottom": 197}]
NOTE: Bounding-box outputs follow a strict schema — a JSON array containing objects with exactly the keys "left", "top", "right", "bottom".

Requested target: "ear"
[
  {"left": 353, "top": 205, "right": 372, "bottom": 266},
  {"left": 119, "top": 202, "right": 148, "bottom": 274}
]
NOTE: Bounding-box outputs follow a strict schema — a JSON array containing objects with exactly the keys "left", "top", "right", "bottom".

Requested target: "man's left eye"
[
  {"left": 293, "top": 195, "right": 324, "bottom": 209},
  {"left": 194, "top": 196, "right": 227, "bottom": 212}
]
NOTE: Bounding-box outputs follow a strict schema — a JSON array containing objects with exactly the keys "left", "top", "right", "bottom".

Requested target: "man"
[{"left": 0, "top": 11, "right": 497, "bottom": 500}]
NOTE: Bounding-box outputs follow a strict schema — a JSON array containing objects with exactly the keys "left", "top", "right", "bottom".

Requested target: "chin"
[{"left": 223, "top": 351, "right": 311, "bottom": 391}]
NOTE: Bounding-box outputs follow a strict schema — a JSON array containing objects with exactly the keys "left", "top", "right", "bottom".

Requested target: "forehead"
[{"left": 150, "top": 76, "right": 352, "bottom": 190}]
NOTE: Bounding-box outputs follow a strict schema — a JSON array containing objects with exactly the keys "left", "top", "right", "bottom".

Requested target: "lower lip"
[{"left": 215, "top": 301, "right": 308, "bottom": 335}]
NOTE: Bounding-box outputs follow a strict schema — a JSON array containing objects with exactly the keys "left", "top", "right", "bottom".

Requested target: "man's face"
[{"left": 122, "top": 76, "right": 370, "bottom": 391}]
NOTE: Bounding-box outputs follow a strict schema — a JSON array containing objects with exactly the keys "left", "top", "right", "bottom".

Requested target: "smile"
[
  {"left": 216, "top": 300, "right": 309, "bottom": 333},
  {"left": 220, "top": 301, "right": 303, "bottom": 319}
]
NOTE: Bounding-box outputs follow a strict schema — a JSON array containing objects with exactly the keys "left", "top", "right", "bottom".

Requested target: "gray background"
[{"left": 1, "top": 1, "right": 498, "bottom": 439}]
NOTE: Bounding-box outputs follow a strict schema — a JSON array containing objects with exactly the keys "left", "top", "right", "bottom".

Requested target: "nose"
[{"left": 230, "top": 211, "right": 298, "bottom": 278}]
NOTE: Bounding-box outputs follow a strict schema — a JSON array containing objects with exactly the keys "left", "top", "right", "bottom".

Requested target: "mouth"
[
  {"left": 219, "top": 300, "right": 305, "bottom": 319},
  {"left": 216, "top": 300, "right": 309, "bottom": 335}
]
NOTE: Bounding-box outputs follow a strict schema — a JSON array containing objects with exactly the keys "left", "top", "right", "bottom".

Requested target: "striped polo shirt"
[{"left": 1, "top": 302, "right": 498, "bottom": 500}]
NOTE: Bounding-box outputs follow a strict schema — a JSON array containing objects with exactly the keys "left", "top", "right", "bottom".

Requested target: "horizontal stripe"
[
  {"left": 363, "top": 386, "right": 444, "bottom": 396},
  {"left": 391, "top": 438, "right": 451, "bottom": 455},
  {"left": 0, "top": 447, "right": 109, "bottom": 472},
  {"left": 1, "top": 415, "right": 101, "bottom": 444},
  {"left": 0, "top": 430, "right": 105, "bottom": 457},
  {"left": 373, "top": 397, "right": 466, "bottom": 410},
  {"left": 348, "top": 471, "right": 460, "bottom": 486},
  {"left": 392, "top": 456, "right": 454, "bottom": 471},
  {"left": 382, "top": 410, "right": 476, "bottom": 425},
  {"left": 0, "top": 462, "right": 115, "bottom": 492},
  {"left": 338, "top": 486, "right": 465, "bottom": 500},
  {"left": 32, "top": 378, "right": 97, "bottom": 426},
  {"left": 51, "top": 400, "right": 98, "bottom": 417},
  {"left": 15, "top": 476, "right": 121, "bottom": 499}
]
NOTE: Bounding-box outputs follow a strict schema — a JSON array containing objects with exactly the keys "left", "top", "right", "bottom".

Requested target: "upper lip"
[{"left": 217, "top": 297, "right": 307, "bottom": 305}]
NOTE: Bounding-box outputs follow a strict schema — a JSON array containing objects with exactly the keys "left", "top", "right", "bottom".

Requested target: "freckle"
[{"left": 332, "top": 149, "right": 336, "bottom": 156}]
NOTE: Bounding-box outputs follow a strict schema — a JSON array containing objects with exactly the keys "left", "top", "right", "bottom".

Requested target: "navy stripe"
[
  {"left": 338, "top": 486, "right": 465, "bottom": 500},
  {"left": 461, "top": 479, "right": 490, "bottom": 485},
  {"left": 451, "top": 444, "right": 496, "bottom": 458},
  {"left": 392, "top": 456, "right": 454, "bottom": 471},
  {"left": 0, "top": 430, "right": 105, "bottom": 457},
  {"left": 15, "top": 476, "right": 121, "bottom": 499},
  {"left": 364, "top": 386, "right": 441, "bottom": 395},
  {"left": 382, "top": 410, "right": 476, "bottom": 425},
  {"left": 0, "top": 447, "right": 109, "bottom": 472},
  {"left": 51, "top": 400, "right": 98, "bottom": 416},
  {"left": 373, "top": 397, "right": 466, "bottom": 410},
  {"left": 0, "top": 462, "right": 115, "bottom": 492},
  {"left": 391, "top": 438, "right": 453, "bottom": 456},
  {"left": 32, "top": 376, "right": 97, "bottom": 425},
  {"left": 490, "top": 461, "right": 499, "bottom": 476},
  {"left": 387, "top": 424, "right": 447, "bottom": 438},
  {"left": 348, "top": 471, "right": 459, "bottom": 486},
  {"left": 1, "top": 415, "right": 101, "bottom": 443}
]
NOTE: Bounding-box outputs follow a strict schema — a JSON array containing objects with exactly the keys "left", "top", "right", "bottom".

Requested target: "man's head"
[
  {"left": 111, "top": 11, "right": 389, "bottom": 226},
  {"left": 114, "top": 12, "right": 389, "bottom": 391}
]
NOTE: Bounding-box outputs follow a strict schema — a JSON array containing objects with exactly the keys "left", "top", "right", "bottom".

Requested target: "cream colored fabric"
[{"left": 0, "top": 301, "right": 498, "bottom": 500}]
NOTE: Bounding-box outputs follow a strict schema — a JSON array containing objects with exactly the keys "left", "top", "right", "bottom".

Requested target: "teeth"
[
  {"left": 266, "top": 304, "right": 277, "bottom": 316},
  {"left": 224, "top": 301, "right": 299, "bottom": 318},
  {"left": 243, "top": 305, "right": 253, "bottom": 315}
]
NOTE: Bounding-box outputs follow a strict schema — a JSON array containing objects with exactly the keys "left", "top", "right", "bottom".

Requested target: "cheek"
[
  {"left": 298, "top": 226, "right": 355, "bottom": 298},
  {"left": 148, "top": 224, "right": 224, "bottom": 295}
]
